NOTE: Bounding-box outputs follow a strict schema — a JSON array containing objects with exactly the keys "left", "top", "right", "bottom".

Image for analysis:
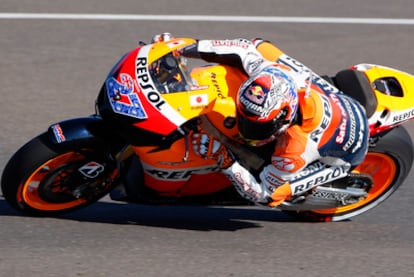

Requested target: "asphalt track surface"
[{"left": 1, "top": 1, "right": 414, "bottom": 276}]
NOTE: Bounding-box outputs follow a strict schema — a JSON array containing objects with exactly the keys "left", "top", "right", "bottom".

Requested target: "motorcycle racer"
[
  {"left": 175, "top": 34, "right": 370, "bottom": 207},
  {"left": 3, "top": 32, "right": 412, "bottom": 220}
]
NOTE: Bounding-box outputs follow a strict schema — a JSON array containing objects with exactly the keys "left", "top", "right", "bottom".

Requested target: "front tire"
[
  {"left": 284, "top": 126, "right": 414, "bottom": 221},
  {"left": 1, "top": 133, "right": 119, "bottom": 216}
]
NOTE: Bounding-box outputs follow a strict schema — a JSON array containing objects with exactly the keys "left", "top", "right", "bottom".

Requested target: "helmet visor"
[
  {"left": 237, "top": 112, "right": 278, "bottom": 141},
  {"left": 237, "top": 106, "right": 289, "bottom": 144}
]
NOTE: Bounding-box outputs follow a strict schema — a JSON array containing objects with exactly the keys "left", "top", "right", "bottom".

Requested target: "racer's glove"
[
  {"left": 192, "top": 132, "right": 235, "bottom": 169},
  {"left": 223, "top": 162, "right": 291, "bottom": 206},
  {"left": 265, "top": 182, "right": 292, "bottom": 207},
  {"left": 152, "top": 32, "right": 174, "bottom": 42}
]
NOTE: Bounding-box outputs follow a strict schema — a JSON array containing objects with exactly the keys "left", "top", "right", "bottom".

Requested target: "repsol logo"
[
  {"left": 393, "top": 108, "right": 414, "bottom": 123},
  {"left": 210, "top": 72, "right": 223, "bottom": 96},
  {"left": 146, "top": 165, "right": 220, "bottom": 181},
  {"left": 310, "top": 94, "right": 332, "bottom": 143},
  {"left": 136, "top": 57, "right": 166, "bottom": 110},
  {"left": 291, "top": 165, "right": 349, "bottom": 195}
]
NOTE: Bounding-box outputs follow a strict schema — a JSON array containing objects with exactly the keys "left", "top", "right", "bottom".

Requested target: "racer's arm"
[
  {"left": 223, "top": 128, "right": 351, "bottom": 206},
  {"left": 182, "top": 38, "right": 273, "bottom": 76},
  {"left": 223, "top": 157, "right": 350, "bottom": 207}
]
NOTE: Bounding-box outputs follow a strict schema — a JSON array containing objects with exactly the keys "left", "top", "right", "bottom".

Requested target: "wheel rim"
[
  {"left": 313, "top": 152, "right": 397, "bottom": 215},
  {"left": 19, "top": 151, "right": 114, "bottom": 211}
]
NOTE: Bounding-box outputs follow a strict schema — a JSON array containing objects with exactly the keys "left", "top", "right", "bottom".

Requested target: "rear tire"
[
  {"left": 283, "top": 126, "right": 414, "bottom": 222},
  {"left": 1, "top": 133, "right": 118, "bottom": 216}
]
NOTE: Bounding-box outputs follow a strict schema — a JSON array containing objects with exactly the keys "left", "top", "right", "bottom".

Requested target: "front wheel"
[
  {"left": 1, "top": 133, "right": 119, "bottom": 216},
  {"left": 284, "top": 126, "right": 414, "bottom": 222}
]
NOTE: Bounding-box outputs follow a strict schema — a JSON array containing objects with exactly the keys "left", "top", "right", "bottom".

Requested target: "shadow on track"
[{"left": 0, "top": 197, "right": 298, "bottom": 231}]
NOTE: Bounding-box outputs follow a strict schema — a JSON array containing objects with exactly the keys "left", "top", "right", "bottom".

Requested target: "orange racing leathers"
[{"left": 184, "top": 38, "right": 369, "bottom": 204}]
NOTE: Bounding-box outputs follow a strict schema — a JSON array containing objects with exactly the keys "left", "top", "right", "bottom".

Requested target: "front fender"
[{"left": 47, "top": 115, "right": 123, "bottom": 150}]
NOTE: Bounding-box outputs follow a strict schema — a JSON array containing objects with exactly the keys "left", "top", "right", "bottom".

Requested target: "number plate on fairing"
[{"left": 105, "top": 73, "right": 148, "bottom": 120}]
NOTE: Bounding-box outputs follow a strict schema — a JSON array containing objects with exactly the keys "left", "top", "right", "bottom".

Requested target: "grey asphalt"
[{"left": 1, "top": 1, "right": 413, "bottom": 276}]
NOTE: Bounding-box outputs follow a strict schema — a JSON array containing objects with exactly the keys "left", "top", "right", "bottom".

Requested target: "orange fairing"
[
  {"left": 132, "top": 39, "right": 250, "bottom": 196},
  {"left": 132, "top": 39, "right": 289, "bottom": 197},
  {"left": 255, "top": 41, "right": 284, "bottom": 62},
  {"left": 133, "top": 138, "right": 232, "bottom": 196}
]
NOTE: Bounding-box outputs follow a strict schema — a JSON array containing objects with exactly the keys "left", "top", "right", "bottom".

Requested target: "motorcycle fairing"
[
  {"left": 133, "top": 140, "right": 232, "bottom": 196},
  {"left": 353, "top": 64, "right": 414, "bottom": 135},
  {"left": 99, "top": 38, "right": 248, "bottom": 139},
  {"left": 47, "top": 116, "right": 110, "bottom": 146},
  {"left": 133, "top": 44, "right": 188, "bottom": 135},
  {"left": 100, "top": 46, "right": 185, "bottom": 136},
  {"left": 105, "top": 73, "right": 148, "bottom": 120}
]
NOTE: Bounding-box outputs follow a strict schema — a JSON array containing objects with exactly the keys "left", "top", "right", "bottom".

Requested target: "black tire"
[
  {"left": 283, "top": 126, "right": 414, "bottom": 222},
  {"left": 1, "top": 132, "right": 118, "bottom": 216}
]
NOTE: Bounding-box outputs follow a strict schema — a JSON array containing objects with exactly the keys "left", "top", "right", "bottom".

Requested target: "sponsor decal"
[
  {"left": 278, "top": 55, "right": 311, "bottom": 74},
  {"left": 190, "top": 85, "right": 209, "bottom": 91},
  {"left": 240, "top": 73, "right": 286, "bottom": 119},
  {"left": 342, "top": 99, "right": 357, "bottom": 151},
  {"left": 78, "top": 161, "right": 105, "bottom": 178},
  {"left": 135, "top": 46, "right": 187, "bottom": 127},
  {"left": 340, "top": 96, "right": 361, "bottom": 152},
  {"left": 272, "top": 157, "right": 295, "bottom": 172},
  {"left": 245, "top": 52, "right": 264, "bottom": 73},
  {"left": 312, "top": 190, "right": 350, "bottom": 201},
  {"left": 135, "top": 56, "right": 166, "bottom": 111},
  {"left": 291, "top": 164, "right": 350, "bottom": 195},
  {"left": 312, "top": 75, "right": 340, "bottom": 94},
  {"left": 144, "top": 164, "right": 220, "bottom": 181},
  {"left": 210, "top": 72, "right": 224, "bottom": 96},
  {"left": 106, "top": 73, "right": 147, "bottom": 119},
  {"left": 211, "top": 39, "right": 250, "bottom": 49},
  {"left": 290, "top": 162, "right": 325, "bottom": 181},
  {"left": 350, "top": 102, "right": 366, "bottom": 154},
  {"left": 245, "top": 84, "right": 267, "bottom": 105},
  {"left": 190, "top": 94, "right": 208, "bottom": 107},
  {"left": 232, "top": 172, "right": 262, "bottom": 201},
  {"left": 166, "top": 40, "right": 186, "bottom": 48},
  {"left": 392, "top": 108, "right": 414, "bottom": 123},
  {"left": 264, "top": 172, "right": 285, "bottom": 188},
  {"left": 51, "top": 124, "right": 66, "bottom": 143},
  {"left": 329, "top": 93, "right": 348, "bottom": 144},
  {"left": 278, "top": 54, "right": 340, "bottom": 94},
  {"left": 310, "top": 94, "right": 332, "bottom": 143}
]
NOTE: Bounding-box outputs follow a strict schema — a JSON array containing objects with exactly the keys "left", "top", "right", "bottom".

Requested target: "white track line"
[{"left": 0, "top": 13, "right": 414, "bottom": 25}]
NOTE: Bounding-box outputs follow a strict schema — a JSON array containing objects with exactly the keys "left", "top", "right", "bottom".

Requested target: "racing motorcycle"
[{"left": 2, "top": 35, "right": 414, "bottom": 222}]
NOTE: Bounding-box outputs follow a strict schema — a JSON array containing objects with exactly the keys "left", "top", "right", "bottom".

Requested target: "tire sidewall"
[{"left": 1, "top": 132, "right": 117, "bottom": 215}]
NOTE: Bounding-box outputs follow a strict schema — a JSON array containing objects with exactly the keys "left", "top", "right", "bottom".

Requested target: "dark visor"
[{"left": 237, "top": 113, "right": 279, "bottom": 141}]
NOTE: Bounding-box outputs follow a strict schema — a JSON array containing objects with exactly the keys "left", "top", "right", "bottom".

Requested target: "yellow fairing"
[
  {"left": 365, "top": 65, "right": 414, "bottom": 112},
  {"left": 146, "top": 38, "right": 197, "bottom": 64},
  {"left": 145, "top": 38, "right": 249, "bottom": 137},
  {"left": 162, "top": 64, "right": 247, "bottom": 138}
]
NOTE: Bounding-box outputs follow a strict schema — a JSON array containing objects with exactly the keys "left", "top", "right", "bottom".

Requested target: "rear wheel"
[
  {"left": 1, "top": 133, "right": 119, "bottom": 216},
  {"left": 284, "top": 126, "right": 414, "bottom": 221}
]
